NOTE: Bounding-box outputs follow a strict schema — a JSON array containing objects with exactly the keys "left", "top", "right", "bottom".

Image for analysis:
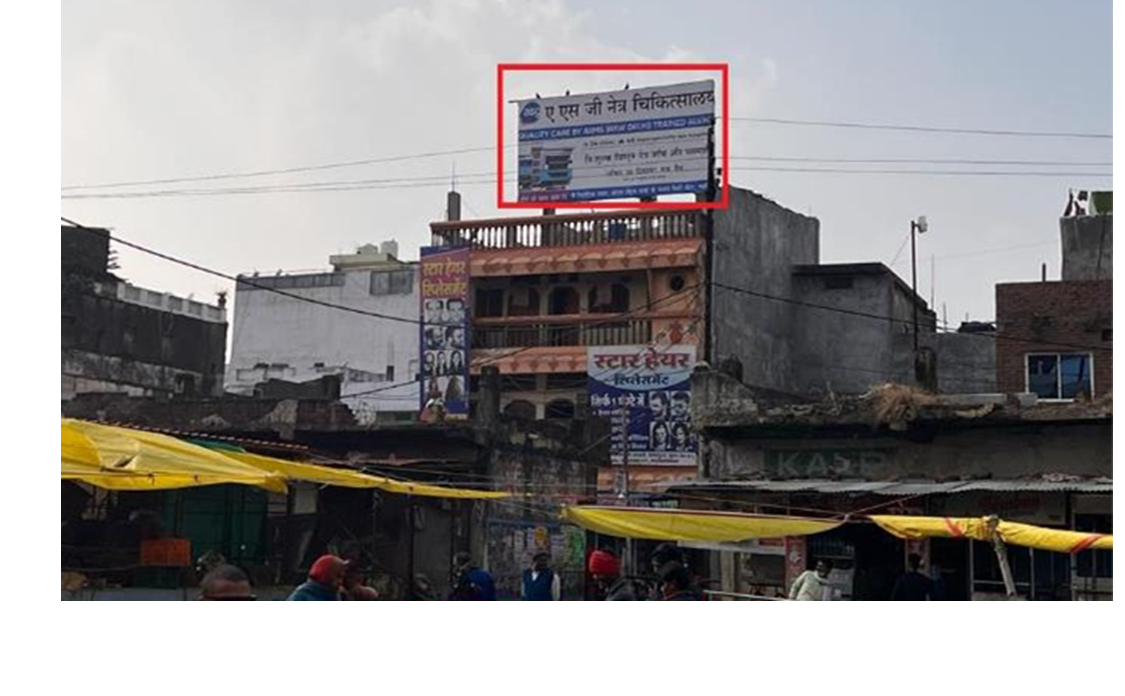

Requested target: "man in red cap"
[
  {"left": 287, "top": 554, "right": 347, "bottom": 601},
  {"left": 587, "top": 549, "right": 638, "bottom": 601}
]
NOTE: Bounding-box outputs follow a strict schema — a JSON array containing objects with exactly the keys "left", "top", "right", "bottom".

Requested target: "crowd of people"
[{"left": 197, "top": 546, "right": 940, "bottom": 601}]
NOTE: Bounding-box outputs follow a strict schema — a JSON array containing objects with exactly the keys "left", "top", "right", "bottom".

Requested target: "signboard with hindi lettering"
[
  {"left": 419, "top": 245, "right": 470, "bottom": 418},
  {"left": 516, "top": 81, "right": 715, "bottom": 203},
  {"left": 588, "top": 345, "right": 697, "bottom": 467}
]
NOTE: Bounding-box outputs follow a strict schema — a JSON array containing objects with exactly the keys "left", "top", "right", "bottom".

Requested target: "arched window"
[
  {"left": 589, "top": 283, "right": 630, "bottom": 313},
  {"left": 508, "top": 287, "right": 540, "bottom": 317},
  {"left": 548, "top": 286, "right": 579, "bottom": 315},
  {"left": 545, "top": 398, "right": 576, "bottom": 419},
  {"left": 503, "top": 399, "right": 537, "bottom": 421}
]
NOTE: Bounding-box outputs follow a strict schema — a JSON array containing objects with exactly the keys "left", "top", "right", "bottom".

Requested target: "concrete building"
[
  {"left": 996, "top": 213, "right": 1112, "bottom": 400},
  {"left": 430, "top": 186, "right": 988, "bottom": 494},
  {"left": 680, "top": 363, "right": 1112, "bottom": 600},
  {"left": 226, "top": 242, "right": 420, "bottom": 424},
  {"left": 62, "top": 225, "right": 227, "bottom": 400}
]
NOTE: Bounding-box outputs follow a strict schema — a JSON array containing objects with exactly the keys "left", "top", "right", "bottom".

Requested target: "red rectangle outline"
[{"left": 496, "top": 63, "right": 729, "bottom": 210}]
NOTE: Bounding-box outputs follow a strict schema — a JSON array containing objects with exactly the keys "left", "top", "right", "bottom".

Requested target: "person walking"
[
  {"left": 788, "top": 559, "right": 834, "bottom": 601},
  {"left": 198, "top": 564, "right": 256, "bottom": 601},
  {"left": 448, "top": 551, "right": 496, "bottom": 601},
  {"left": 891, "top": 554, "right": 934, "bottom": 601},
  {"left": 287, "top": 554, "right": 347, "bottom": 601},
  {"left": 657, "top": 562, "right": 702, "bottom": 601},
  {"left": 521, "top": 551, "right": 561, "bottom": 601},
  {"left": 587, "top": 549, "right": 639, "bottom": 601}
]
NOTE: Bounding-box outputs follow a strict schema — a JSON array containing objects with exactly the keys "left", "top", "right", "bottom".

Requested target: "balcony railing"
[
  {"left": 473, "top": 318, "right": 653, "bottom": 349},
  {"left": 432, "top": 210, "right": 702, "bottom": 250}
]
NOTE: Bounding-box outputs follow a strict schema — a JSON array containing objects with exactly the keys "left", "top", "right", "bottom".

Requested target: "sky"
[{"left": 62, "top": 0, "right": 1112, "bottom": 324}]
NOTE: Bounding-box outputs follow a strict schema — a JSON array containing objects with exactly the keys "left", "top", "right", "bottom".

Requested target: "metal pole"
[
  {"left": 620, "top": 404, "right": 632, "bottom": 575},
  {"left": 911, "top": 220, "right": 919, "bottom": 352},
  {"left": 406, "top": 496, "right": 415, "bottom": 600},
  {"left": 986, "top": 515, "right": 1018, "bottom": 599},
  {"left": 703, "top": 117, "right": 716, "bottom": 364}
]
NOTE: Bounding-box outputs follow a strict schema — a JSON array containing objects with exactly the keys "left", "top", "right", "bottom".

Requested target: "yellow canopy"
[
  {"left": 63, "top": 420, "right": 287, "bottom": 493},
  {"left": 228, "top": 451, "right": 510, "bottom": 500},
  {"left": 871, "top": 515, "right": 1113, "bottom": 553},
  {"left": 561, "top": 505, "right": 842, "bottom": 542},
  {"left": 62, "top": 419, "right": 508, "bottom": 499}
]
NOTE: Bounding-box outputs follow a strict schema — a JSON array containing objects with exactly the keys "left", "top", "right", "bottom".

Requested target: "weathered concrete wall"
[
  {"left": 1061, "top": 215, "right": 1112, "bottom": 281},
  {"left": 889, "top": 332, "right": 997, "bottom": 394},
  {"left": 227, "top": 266, "right": 420, "bottom": 421},
  {"left": 791, "top": 271, "right": 901, "bottom": 394},
  {"left": 792, "top": 266, "right": 942, "bottom": 395},
  {"left": 710, "top": 187, "right": 819, "bottom": 392},
  {"left": 708, "top": 423, "right": 1111, "bottom": 481},
  {"left": 62, "top": 287, "right": 228, "bottom": 399}
]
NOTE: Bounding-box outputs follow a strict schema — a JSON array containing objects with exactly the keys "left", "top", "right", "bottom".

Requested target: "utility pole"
[
  {"left": 910, "top": 215, "right": 928, "bottom": 352},
  {"left": 619, "top": 402, "right": 633, "bottom": 576}
]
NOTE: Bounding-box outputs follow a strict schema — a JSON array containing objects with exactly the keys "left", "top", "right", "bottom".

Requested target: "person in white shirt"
[
  {"left": 789, "top": 559, "right": 834, "bottom": 601},
  {"left": 521, "top": 551, "right": 561, "bottom": 601}
]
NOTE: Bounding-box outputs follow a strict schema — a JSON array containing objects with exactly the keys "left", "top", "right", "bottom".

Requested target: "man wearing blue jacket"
[{"left": 521, "top": 551, "right": 561, "bottom": 601}]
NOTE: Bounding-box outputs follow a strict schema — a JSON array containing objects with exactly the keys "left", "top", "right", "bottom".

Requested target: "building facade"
[
  {"left": 62, "top": 225, "right": 227, "bottom": 400},
  {"left": 682, "top": 363, "right": 1112, "bottom": 601},
  {"left": 996, "top": 214, "right": 1113, "bottom": 401},
  {"left": 226, "top": 242, "right": 420, "bottom": 424}
]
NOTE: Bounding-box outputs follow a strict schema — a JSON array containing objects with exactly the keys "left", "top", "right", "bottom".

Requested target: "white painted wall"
[{"left": 226, "top": 266, "right": 421, "bottom": 422}]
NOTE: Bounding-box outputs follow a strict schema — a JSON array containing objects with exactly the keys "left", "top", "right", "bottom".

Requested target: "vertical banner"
[
  {"left": 784, "top": 536, "right": 807, "bottom": 593},
  {"left": 419, "top": 245, "right": 470, "bottom": 418},
  {"left": 587, "top": 345, "right": 696, "bottom": 467}
]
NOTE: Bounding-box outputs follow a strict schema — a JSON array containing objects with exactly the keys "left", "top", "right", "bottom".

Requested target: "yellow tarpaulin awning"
[
  {"left": 561, "top": 505, "right": 843, "bottom": 542},
  {"left": 62, "top": 420, "right": 287, "bottom": 493},
  {"left": 228, "top": 451, "right": 510, "bottom": 499},
  {"left": 871, "top": 515, "right": 1113, "bottom": 553}
]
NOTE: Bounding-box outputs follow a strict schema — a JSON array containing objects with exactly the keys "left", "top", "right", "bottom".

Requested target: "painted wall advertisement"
[
  {"left": 419, "top": 245, "right": 470, "bottom": 418},
  {"left": 517, "top": 81, "right": 715, "bottom": 203},
  {"left": 588, "top": 345, "right": 697, "bottom": 467}
]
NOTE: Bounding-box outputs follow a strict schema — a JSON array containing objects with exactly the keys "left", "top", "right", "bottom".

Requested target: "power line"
[
  {"left": 728, "top": 116, "right": 1112, "bottom": 139},
  {"left": 731, "top": 155, "right": 1113, "bottom": 166},
  {"left": 60, "top": 144, "right": 508, "bottom": 191},
  {"left": 61, "top": 217, "right": 458, "bottom": 328},
  {"left": 712, "top": 281, "right": 1109, "bottom": 353},
  {"left": 61, "top": 165, "right": 1112, "bottom": 201}
]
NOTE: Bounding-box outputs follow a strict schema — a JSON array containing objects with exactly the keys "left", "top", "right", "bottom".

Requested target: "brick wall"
[{"left": 995, "top": 280, "right": 1112, "bottom": 396}]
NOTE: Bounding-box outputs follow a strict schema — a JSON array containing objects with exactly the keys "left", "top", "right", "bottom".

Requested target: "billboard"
[
  {"left": 516, "top": 80, "right": 715, "bottom": 203},
  {"left": 419, "top": 245, "right": 470, "bottom": 418},
  {"left": 588, "top": 345, "right": 697, "bottom": 467}
]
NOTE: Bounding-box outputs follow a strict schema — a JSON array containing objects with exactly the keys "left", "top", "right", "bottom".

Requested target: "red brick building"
[{"left": 995, "top": 279, "right": 1112, "bottom": 399}]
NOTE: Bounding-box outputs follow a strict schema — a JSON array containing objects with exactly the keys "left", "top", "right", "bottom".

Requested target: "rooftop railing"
[{"left": 431, "top": 209, "right": 703, "bottom": 250}]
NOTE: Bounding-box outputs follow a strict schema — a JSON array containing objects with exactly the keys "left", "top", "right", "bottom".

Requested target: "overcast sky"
[{"left": 62, "top": 0, "right": 1112, "bottom": 324}]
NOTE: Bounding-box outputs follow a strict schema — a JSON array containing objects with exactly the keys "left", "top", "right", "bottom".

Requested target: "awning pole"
[{"left": 986, "top": 515, "right": 1018, "bottom": 599}]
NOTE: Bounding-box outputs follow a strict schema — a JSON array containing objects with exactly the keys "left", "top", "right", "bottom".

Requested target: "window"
[
  {"left": 371, "top": 269, "right": 414, "bottom": 296},
  {"left": 508, "top": 287, "right": 540, "bottom": 317},
  {"left": 548, "top": 287, "right": 579, "bottom": 315},
  {"left": 588, "top": 284, "right": 630, "bottom": 313},
  {"left": 1027, "top": 353, "right": 1092, "bottom": 400},
  {"left": 545, "top": 399, "right": 576, "bottom": 419},
  {"left": 475, "top": 288, "right": 505, "bottom": 318},
  {"left": 824, "top": 276, "right": 854, "bottom": 290},
  {"left": 503, "top": 399, "right": 537, "bottom": 420}
]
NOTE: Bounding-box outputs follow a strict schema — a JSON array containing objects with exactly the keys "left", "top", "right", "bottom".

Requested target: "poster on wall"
[
  {"left": 419, "top": 245, "right": 470, "bottom": 418},
  {"left": 587, "top": 345, "right": 696, "bottom": 467},
  {"left": 516, "top": 81, "right": 715, "bottom": 203}
]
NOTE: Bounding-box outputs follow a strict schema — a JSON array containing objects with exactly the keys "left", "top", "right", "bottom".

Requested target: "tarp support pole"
[{"left": 987, "top": 515, "right": 1018, "bottom": 599}]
